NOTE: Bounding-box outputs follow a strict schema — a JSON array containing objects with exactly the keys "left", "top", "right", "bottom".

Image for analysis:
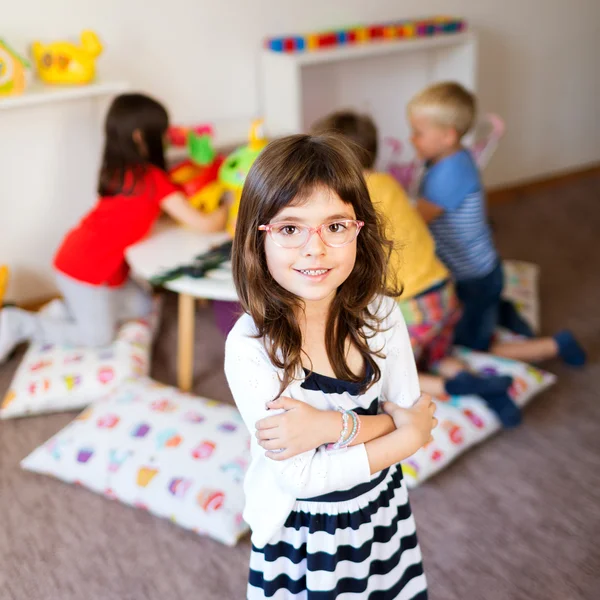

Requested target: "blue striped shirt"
[{"left": 422, "top": 149, "right": 498, "bottom": 280}]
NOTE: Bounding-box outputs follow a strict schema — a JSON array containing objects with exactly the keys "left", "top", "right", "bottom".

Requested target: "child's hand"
[
  {"left": 382, "top": 394, "right": 438, "bottom": 445},
  {"left": 255, "top": 397, "right": 339, "bottom": 461}
]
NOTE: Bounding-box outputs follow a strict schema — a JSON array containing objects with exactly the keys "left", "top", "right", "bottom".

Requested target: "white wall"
[{"left": 3, "top": 0, "right": 600, "bottom": 302}]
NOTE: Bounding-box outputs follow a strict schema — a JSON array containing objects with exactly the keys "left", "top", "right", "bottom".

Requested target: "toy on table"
[
  {"left": 172, "top": 118, "right": 268, "bottom": 232},
  {"left": 31, "top": 30, "right": 102, "bottom": 85},
  {"left": 167, "top": 124, "right": 213, "bottom": 147},
  {"left": 169, "top": 130, "right": 226, "bottom": 214},
  {"left": 0, "top": 40, "right": 30, "bottom": 96},
  {"left": 153, "top": 121, "right": 268, "bottom": 284},
  {"left": 218, "top": 119, "right": 268, "bottom": 236},
  {"left": 386, "top": 113, "right": 506, "bottom": 199},
  {"left": 265, "top": 17, "right": 466, "bottom": 53}
]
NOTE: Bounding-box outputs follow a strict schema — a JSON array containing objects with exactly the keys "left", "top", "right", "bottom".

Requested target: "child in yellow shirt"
[{"left": 312, "top": 111, "right": 521, "bottom": 427}]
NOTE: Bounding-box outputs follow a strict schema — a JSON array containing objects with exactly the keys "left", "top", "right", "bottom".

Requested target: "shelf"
[
  {"left": 261, "top": 29, "right": 477, "bottom": 140},
  {"left": 263, "top": 32, "right": 474, "bottom": 66},
  {"left": 0, "top": 80, "right": 130, "bottom": 111}
]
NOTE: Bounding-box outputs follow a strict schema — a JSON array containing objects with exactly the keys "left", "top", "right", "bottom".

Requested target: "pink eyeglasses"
[{"left": 258, "top": 220, "right": 364, "bottom": 249}]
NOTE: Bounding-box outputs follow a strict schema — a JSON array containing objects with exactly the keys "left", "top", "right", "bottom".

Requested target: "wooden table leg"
[{"left": 177, "top": 293, "right": 195, "bottom": 392}]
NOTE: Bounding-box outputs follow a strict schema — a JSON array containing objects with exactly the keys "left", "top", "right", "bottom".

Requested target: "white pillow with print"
[
  {"left": 0, "top": 306, "right": 156, "bottom": 419},
  {"left": 21, "top": 378, "right": 250, "bottom": 546},
  {"left": 501, "top": 259, "right": 540, "bottom": 334}
]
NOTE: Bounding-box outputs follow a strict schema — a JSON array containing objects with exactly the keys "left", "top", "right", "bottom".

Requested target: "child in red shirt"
[{"left": 0, "top": 93, "right": 227, "bottom": 359}]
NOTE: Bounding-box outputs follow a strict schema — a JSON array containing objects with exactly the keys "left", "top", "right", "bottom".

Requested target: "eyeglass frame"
[{"left": 258, "top": 219, "right": 365, "bottom": 249}]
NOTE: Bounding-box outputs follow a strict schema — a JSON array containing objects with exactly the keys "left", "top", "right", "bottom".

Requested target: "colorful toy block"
[
  {"left": 402, "top": 23, "right": 416, "bottom": 38},
  {"left": 368, "top": 25, "right": 385, "bottom": 40},
  {"left": 167, "top": 124, "right": 213, "bottom": 147},
  {"left": 168, "top": 131, "right": 226, "bottom": 213},
  {"left": 264, "top": 17, "right": 466, "bottom": 54},
  {"left": 169, "top": 154, "right": 224, "bottom": 201}
]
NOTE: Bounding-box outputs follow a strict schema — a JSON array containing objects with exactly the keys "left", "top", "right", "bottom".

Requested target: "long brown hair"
[
  {"left": 98, "top": 93, "right": 169, "bottom": 197},
  {"left": 232, "top": 134, "right": 398, "bottom": 393}
]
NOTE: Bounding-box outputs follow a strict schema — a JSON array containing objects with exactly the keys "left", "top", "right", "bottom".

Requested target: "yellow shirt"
[{"left": 366, "top": 172, "right": 449, "bottom": 299}]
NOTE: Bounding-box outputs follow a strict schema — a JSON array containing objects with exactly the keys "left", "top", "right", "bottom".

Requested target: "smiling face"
[{"left": 263, "top": 185, "right": 358, "bottom": 312}]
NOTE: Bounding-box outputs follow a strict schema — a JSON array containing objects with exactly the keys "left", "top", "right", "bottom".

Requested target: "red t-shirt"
[{"left": 54, "top": 166, "right": 179, "bottom": 287}]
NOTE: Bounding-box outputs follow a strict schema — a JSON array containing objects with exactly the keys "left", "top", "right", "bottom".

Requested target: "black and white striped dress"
[{"left": 247, "top": 370, "right": 428, "bottom": 599}]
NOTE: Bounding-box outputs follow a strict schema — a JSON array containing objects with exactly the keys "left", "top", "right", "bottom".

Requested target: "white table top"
[{"left": 125, "top": 220, "right": 239, "bottom": 301}]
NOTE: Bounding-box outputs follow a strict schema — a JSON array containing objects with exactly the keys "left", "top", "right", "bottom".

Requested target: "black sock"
[
  {"left": 554, "top": 330, "right": 586, "bottom": 367},
  {"left": 445, "top": 371, "right": 513, "bottom": 396},
  {"left": 481, "top": 391, "right": 522, "bottom": 428}
]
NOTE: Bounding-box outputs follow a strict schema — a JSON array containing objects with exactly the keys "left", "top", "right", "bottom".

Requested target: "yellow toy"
[
  {"left": 0, "top": 40, "right": 29, "bottom": 96},
  {"left": 31, "top": 30, "right": 103, "bottom": 85},
  {"left": 172, "top": 120, "right": 268, "bottom": 234},
  {"left": 168, "top": 132, "right": 226, "bottom": 214},
  {"left": 0, "top": 265, "right": 9, "bottom": 306},
  {"left": 189, "top": 180, "right": 227, "bottom": 213}
]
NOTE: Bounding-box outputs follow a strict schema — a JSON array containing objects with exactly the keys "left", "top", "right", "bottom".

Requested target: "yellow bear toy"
[{"left": 32, "top": 30, "right": 102, "bottom": 85}]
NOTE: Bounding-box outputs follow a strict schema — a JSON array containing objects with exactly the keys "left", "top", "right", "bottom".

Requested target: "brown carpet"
[{"left": 1, "top": 173, "right": 600, "bottom": 600}]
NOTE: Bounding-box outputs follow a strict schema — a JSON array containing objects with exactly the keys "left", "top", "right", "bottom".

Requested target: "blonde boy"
[{"left": 408, "top": 82, "right": 584, "bottom": 367}]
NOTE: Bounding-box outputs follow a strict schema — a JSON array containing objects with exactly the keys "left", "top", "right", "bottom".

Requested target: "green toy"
[{"left": 219, "top": 119, "right": 268, "bottom": 236}]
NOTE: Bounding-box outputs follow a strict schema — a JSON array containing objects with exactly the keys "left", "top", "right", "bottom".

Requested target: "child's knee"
[{"left": 80, "top": 326, "right": 115, "bottom": 348}]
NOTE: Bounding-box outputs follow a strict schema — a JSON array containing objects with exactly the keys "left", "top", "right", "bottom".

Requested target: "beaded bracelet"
[
  {"left": 339, "top": 411, "right": 357, "bottom": 448},
  {"left": 342, "top": 411, "right": 361, "bottom": 447},
  {"left": 328, "top": 409, "right": 362, "bottom": 450},
  {"left": 329, "top": 409, "right": 349, "bottom": 450},
  {"left": 326, "top": 409, "right": 349, "bottom": 451}
]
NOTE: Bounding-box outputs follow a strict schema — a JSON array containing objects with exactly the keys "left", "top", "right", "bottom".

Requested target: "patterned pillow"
[
  {"left": 0, "top": 313, "right": 154, "bottom": 419},
  {"left": 502, "top": 260, "right": 540, "bottom": 334},
  {"left": 401, "top": 349, "right": 556, "bottom": 487},
  {"left": 21, "top": 378, "right": 250, "bottom": 546}
]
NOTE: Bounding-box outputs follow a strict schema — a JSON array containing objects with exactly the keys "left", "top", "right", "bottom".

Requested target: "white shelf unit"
[{"left": 260, "top": 32, "right": 477, "bottom": 167}]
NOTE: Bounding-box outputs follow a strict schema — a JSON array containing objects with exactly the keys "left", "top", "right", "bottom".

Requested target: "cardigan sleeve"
[{"left": 224, "top": 319, "right": 372, "bottom": 498}]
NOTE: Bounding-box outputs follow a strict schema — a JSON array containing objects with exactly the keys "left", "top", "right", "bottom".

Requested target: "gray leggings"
[{"left": 9, "top": 271, "right": 153, "bottom": 348}]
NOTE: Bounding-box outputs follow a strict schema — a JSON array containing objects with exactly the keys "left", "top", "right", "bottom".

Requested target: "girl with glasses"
[{"left": 225, "top": 133, "right": 433, "bottom": 599}]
